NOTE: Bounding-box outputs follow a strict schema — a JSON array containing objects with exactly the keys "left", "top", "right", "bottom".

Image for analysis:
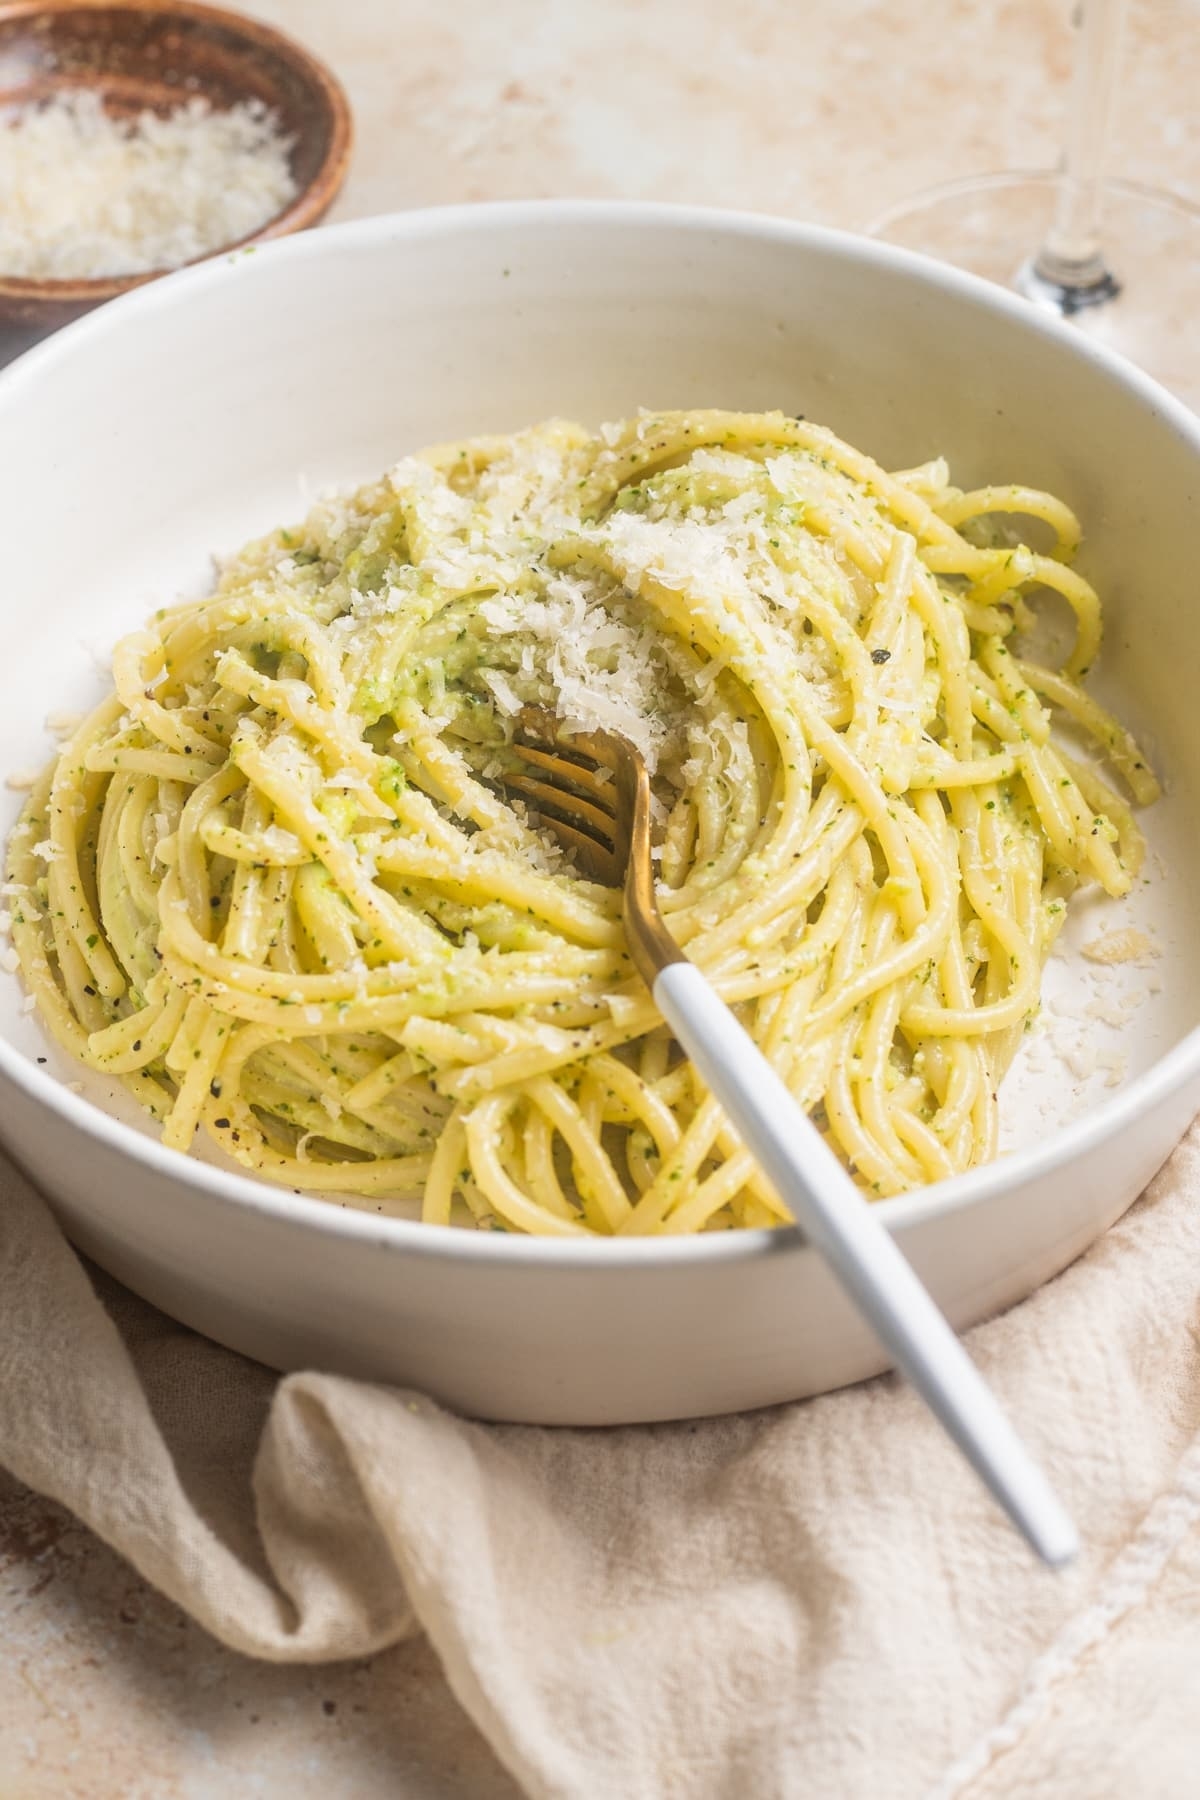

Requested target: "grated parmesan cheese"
[
  {"left": 259, "top": 825, "right": 305, "bottom": 860},
  {"left": 0, "top": 90, "right": 297, "bottom": 280},
  {"left": 478, "top": 573, "right": 676, "bottom": 772},
  {"left": 1080, "top": 927, "right": 1159, "bottom": 966}
]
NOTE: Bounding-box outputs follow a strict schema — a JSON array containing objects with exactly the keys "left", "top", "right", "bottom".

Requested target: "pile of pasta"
[{"left": 8, "top": 410, "right": 1158, "bottom": 1234}]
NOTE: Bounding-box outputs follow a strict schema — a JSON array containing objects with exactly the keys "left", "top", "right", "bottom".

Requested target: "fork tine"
[
  {"left": 504, "top": 770, "right": 618, "bottom": 841},
  {"left": 503, "top": 770, "right": 621, "bottom": 884},
  {"left": 508, "top": 739, "right": 618, "bottom": 806},
  {"left": 541, "top": 820, "right": 622, "bottom": 884},
  {"left": 483, "top": 707, "right": 632, "bottom": 886}
]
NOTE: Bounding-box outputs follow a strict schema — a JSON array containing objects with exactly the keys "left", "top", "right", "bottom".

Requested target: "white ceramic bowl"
[{"left": 1, "top": 203, "right": 1197, "bottom": 1423}]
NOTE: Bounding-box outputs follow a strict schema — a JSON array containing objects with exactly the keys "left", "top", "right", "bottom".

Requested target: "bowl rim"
[
  {"left": 2, "top": 194, "right": 1198, "bottom": 1266},
  {"left": 0, "top": 0, "right": 353, "bottom": 305}
]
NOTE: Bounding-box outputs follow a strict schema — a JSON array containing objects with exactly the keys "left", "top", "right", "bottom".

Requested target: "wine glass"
[{"left": 868, "top": 0, "right": 1200, "bottom": 413}]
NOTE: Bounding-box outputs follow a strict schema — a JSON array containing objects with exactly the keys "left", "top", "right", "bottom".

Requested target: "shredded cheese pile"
[{"left": 0, "top": 91, "right": 296, "bottom": 280}]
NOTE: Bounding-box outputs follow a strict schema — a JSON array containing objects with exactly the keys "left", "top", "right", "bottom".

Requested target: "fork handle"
[{"left": 653, "top": 961, "right": 1078, "bottom": 1568}]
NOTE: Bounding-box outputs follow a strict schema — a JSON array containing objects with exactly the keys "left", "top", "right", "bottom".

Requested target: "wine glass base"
[
  {"left": 1015, "top": 258, "right": 1121, "bottom": 315},
  {"left": 868, "top": 172, "right": 1200, "bottom": 414}
]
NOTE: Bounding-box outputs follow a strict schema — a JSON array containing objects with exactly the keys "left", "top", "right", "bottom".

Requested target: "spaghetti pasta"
[{"left": 6, "top": 409, "right": 1158, "bottom": 1234}]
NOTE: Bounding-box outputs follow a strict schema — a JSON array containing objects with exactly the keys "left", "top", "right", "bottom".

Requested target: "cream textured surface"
[{"left": 3, "top": 1, "right": 1200, "bottom": 1794}]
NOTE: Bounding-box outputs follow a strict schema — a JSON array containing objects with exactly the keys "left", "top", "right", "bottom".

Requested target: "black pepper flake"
[
  {"left": 132, "top": 1039, "right": 142, "bottom": 1052},
  {"left": 871, "top": 648, "right": 891, "bottom": 665},
  {"left": 210, "top": 1079, "right": 223, "bottom": 1098},
  {"left": 36, "top": 1056, "right": 46, "bottom": 1064},
  {"left": 213, "top": 1116, "right": 231, "bottom": 1129},
  {"left": 83, "top": 984, "right": 96, "bottom": 996}
]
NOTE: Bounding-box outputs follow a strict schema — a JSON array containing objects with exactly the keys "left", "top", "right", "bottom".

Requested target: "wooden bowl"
[{"left": 0, "top": 0, "right": 353, "bottom": 327}]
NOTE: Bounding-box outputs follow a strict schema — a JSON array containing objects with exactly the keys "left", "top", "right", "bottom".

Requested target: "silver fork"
[{"left": 502, "top": 707, "right": 1078, "bottom": 1567}]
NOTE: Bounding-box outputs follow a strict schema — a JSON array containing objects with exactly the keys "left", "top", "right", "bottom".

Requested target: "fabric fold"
[{"left": 3, "top": 1125, "right": 1200, "bottom": 1799}]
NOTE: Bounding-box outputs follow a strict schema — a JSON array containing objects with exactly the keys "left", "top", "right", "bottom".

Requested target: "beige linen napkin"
[{"left": 3, "top": 1127, "right": 1200, "bottom": 1800}]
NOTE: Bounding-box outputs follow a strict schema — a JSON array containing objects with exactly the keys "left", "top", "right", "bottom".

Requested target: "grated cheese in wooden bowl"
[{"left": 0, "top": 90, "right": 298, "bottom": 280}]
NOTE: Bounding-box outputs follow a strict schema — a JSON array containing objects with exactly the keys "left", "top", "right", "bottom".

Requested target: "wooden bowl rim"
[{"left": 0, "top": 0, "right": 353, "bottom": 304}]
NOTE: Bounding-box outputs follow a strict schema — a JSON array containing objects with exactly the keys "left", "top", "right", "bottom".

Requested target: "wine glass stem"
[{"left": 1024, "top": 0, "right": 1127, "bottom": 305}]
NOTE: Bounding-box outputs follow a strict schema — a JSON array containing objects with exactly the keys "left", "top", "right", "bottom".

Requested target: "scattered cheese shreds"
[
  {"left": 1080, "top": 927, "right": 1159, "bottom": 966},
  {"left": 0, "top": 91, "right": 297, "bottom": 280}
]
